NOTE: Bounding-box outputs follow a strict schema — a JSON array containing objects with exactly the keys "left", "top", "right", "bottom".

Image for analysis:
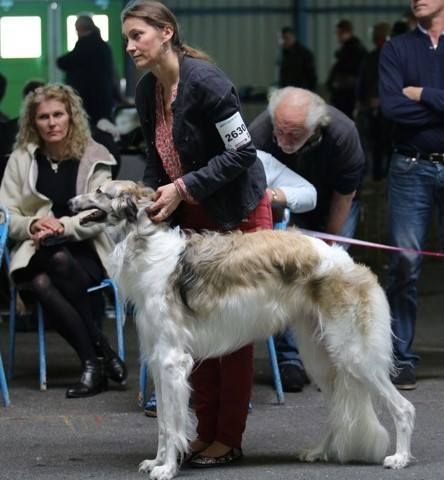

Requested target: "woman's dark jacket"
[{"left": 135, "top": 55, "right": 266, "bottom": 230}]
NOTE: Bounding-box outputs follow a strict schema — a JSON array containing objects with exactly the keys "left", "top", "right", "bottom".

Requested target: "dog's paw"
[
  {"left": 149, "top": 465, "right": 177, "bottom": 480},
  {"left": 295, "top": 448, "right": 328, "bottom": 463},
  {"left": 139, "top": 458, "right": 160, "bottom": 473},
  {"left": 383, "top": 453, "right": 410, "bottom": 469}
]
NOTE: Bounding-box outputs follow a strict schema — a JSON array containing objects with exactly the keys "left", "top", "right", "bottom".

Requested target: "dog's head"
[{"left": 69, "top": 180, "right": 156, "bottom": 229}]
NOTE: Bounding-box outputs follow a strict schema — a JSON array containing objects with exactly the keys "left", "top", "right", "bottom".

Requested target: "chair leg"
[
  {"left": 7, "top": 286, "right": 16, "bottom": 380},
  {"left": 37, "top": 303, "right": 47, "bottom": 391},
  {"left": 266, "top": 336, "right": 285, "bottom": 404},
  {"left": 0, "top": 351, "right": 10, "bottom": 407},
  {"left": 105, "top": 279, "right": 125, "bottom": 361},
  {"left": 88, "top": 279, "right": 125, "bottom": 361},
  {"left": 138, "top": 360, "right": 148, "bottom": 407}
]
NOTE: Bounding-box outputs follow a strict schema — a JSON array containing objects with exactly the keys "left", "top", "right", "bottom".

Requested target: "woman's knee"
[
  {"left": 47, "top": 248, "right": 73, "bottom": 275},
  {"left": 30, "top": 272, "right": 52, "bottom": 295}
]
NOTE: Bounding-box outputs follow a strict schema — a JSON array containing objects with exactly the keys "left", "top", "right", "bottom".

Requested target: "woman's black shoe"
[
  {"left": 95, "top": 336, "right": 128, "bottom": 386},
  {"left": 105, "top": 355, "right": 127, "bottom": 385},
  {"left": 66, "top": 360, "right": 108, "bottom": 398}
]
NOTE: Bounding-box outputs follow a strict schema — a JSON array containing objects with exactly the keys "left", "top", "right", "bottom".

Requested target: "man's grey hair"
[{"left": 268, "top": 87, "right": 330, "bottom": 131}]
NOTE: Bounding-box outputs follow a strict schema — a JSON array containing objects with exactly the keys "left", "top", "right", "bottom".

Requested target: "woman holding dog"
[
  {"left": 122, "top": 0, "right": 272, "bottom": 467},
  {"left": 0, "top": 84, "right": 127, "bottom": 398}
]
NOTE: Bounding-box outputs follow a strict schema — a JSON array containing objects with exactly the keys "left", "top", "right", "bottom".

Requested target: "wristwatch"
[{"left": 271, "top": 189, "right": 278, "bottom": 203}]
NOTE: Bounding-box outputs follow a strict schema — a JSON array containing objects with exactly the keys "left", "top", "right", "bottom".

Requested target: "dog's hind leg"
[
  {"left": 367, "top": 375, "right": 415, "bottom": 469},
  {"left": 148, "top": 348, "right": 194, "bottom": 480},
  {"left": 294, "top": 314, "right": 391, "bottom": 466},
  {"left": 291, "top": 319, "right": 338, "bottom": 463}
]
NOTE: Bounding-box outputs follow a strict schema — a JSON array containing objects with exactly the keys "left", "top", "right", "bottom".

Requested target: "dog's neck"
[{"left": 108, "top": 211, "right": 186, "bottom": 303}]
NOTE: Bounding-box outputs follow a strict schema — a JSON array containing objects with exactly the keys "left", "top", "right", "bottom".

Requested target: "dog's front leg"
[
  {"left": 149, "top": 349, "right": 193, "bottom": 480},
  {"left": 139, "top": 363, "right": 167, "bottom": 474}
]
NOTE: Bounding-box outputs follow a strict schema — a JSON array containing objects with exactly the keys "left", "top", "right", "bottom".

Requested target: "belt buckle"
[{"left": 430, "top": 153, "right": 444, "bottom": 163}]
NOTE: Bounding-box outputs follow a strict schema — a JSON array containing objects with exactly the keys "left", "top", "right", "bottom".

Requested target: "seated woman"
[{"left": 0, "top": 83, "right": 127, "bottom": 398}]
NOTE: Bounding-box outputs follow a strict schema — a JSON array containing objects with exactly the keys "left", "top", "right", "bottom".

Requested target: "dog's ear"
[{"left": 124, "top": 196, "right": 138, "bottom": 223}]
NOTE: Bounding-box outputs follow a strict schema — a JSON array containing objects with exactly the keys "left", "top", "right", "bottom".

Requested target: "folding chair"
[
  {"left": 0, "top": 205, "right": 11, "bottom": 406},
  {"left": 139, "top": 208, "right": 292, "bottom": 407}
]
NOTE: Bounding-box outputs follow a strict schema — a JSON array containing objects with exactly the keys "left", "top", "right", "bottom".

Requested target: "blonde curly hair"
[{"left": 15, "top": 83, "right": 91, "bottom": 160}]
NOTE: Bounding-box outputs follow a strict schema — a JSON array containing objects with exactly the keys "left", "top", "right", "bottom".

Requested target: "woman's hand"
[
  {"left": 147, "top": 183, "right": 182, "bottom": 223},
  {"left": 30, "top": 216, "right": 64, "bottom": 235},
  {"left": 30, "top": 217, "right": 64, "bottom": 248}
]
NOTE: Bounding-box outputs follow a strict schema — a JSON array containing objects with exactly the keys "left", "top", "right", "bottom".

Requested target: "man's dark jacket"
[{"left": 57, "top": 29, "right": 114, "bottom": 124}]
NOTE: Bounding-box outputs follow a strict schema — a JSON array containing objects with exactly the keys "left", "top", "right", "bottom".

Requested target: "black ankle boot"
[
  {"left": 95, "top": 336, "right": 127, "bottom": 386},
  {"left": 66, "top": 359, "right": 108, "bottom": 398}
]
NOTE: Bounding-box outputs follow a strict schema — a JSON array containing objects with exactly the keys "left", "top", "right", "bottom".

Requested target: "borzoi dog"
[{"left": 70, "top": 180, "right": 415, "bottom": 480}]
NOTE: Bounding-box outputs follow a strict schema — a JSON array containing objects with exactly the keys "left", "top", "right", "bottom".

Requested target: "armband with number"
[{"left": 215, "top": 112, "right": 251, "bottom": 150}]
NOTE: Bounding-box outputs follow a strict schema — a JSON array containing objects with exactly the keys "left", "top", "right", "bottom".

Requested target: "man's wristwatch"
[{"left": 271, "top": 189, "right": 278, "bottom": 203}]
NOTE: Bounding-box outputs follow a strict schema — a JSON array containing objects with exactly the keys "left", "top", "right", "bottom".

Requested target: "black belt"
[{"left": 394, "top": 148, "right": 444, "bottom": 164}]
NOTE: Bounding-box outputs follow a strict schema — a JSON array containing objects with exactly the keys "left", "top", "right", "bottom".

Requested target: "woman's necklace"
[{"left": 47, "top": 156, "right": 61, "bottom": 173}]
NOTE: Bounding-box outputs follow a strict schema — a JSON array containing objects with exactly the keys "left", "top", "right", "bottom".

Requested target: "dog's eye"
[{"left": 96, "top": 188, "right": 102, "bottom": 194}]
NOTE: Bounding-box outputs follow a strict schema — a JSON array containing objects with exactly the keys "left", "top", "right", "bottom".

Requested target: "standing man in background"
[
  {"left": 356, "top": 22, "right": 392, "bottom": 181},
  {"left": 57, "top": 15, "right": 115, "bottom": 125},
  {"left": 379, "top": 0, "right": 444, "bottom": 391},
  {"left": 278, "top": 26, "right": 317, "bottom": 91},
  {"left": 326, "top": 19, "right": 367, "bottom": 118}
]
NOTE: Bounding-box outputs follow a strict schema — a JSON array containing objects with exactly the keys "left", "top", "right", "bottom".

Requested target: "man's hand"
[
  {"left": 403, "top": 86, "right": 423, "bottom": 102},
  {"left": 147, "top": 183, "right": 182, "bottom": 223}
]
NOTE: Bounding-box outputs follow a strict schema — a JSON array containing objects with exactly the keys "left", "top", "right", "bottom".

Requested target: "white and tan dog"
[{"left": 70, "top": 180, "right": 415, "bottom": 480}]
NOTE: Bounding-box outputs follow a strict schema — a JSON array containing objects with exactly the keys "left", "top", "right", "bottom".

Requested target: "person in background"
[
  {"left": 326, "top": 19, "right": 367, "bottom": 118},
  {"left": 122, "top": 0, "right": 272, "bottom": 467},
  {"left": 0, "top": 73, "right": 9, "bottom": 122},
  {"left": 258, "top": 149, "right": 317, "bottom": 215},
  {"left": 278, "top": 26, "right": 317, "bottom": 91},
  {"left": 250, "top": 87, "right": 365, "bottom": 392},
  {"left": 356, "top": 22, "right": 392, "bottom": 181},
  {"left": 57, "top": 15, "right": 115, "bottom": 125},
  {"left": 379, "top": 0, "right": 444, "bottom": 391},
  {"left": 392, "top": 9, "right": 418, "bottom": 36},
  {"left": 0, "top": 84, "right": 127, "bottom": 398},
  {"left": 0, "top": 80, "right": 46, "bottom": 183}
]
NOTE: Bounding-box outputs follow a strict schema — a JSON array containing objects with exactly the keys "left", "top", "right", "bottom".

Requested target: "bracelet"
[{"left": 270, "top": 189, "right": 278, "bottom": 203}]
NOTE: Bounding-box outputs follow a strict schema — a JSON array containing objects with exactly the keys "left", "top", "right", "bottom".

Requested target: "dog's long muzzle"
[
  {"left": 68, "top": 197, "right": 107, "bottom": 225},
  {"left": 79, "top": 209, "right": 107, "bottom": 225}
]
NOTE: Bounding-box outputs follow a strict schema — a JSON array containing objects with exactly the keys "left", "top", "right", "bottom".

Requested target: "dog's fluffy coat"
[{"left": 71, "top": 180, "right": 415, "bottom": 480}]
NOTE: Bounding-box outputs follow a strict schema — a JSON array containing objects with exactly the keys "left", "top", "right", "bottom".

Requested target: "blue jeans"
[
  {"left": 387, "top": 153, "right": 444, "bottom": 368},
  {"left": 275, "top": 199, "right": 361, "bottom": 368}
]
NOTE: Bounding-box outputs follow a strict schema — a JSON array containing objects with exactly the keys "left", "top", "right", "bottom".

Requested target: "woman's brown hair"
[{"left": 121, "top": 0, "right": 211, "bottom": 61}]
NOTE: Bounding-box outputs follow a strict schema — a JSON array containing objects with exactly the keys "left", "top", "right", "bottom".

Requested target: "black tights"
[{"left": 14, "top": 246, "right": 102, "bottom": 364}]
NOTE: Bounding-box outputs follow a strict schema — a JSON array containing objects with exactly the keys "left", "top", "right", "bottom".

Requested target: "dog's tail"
[
  {"left": 301, "top": 259, "right": 392, "bottom": 464},
  {"left": 328, "top": 372, "right": 390, "bottom": 464}
]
